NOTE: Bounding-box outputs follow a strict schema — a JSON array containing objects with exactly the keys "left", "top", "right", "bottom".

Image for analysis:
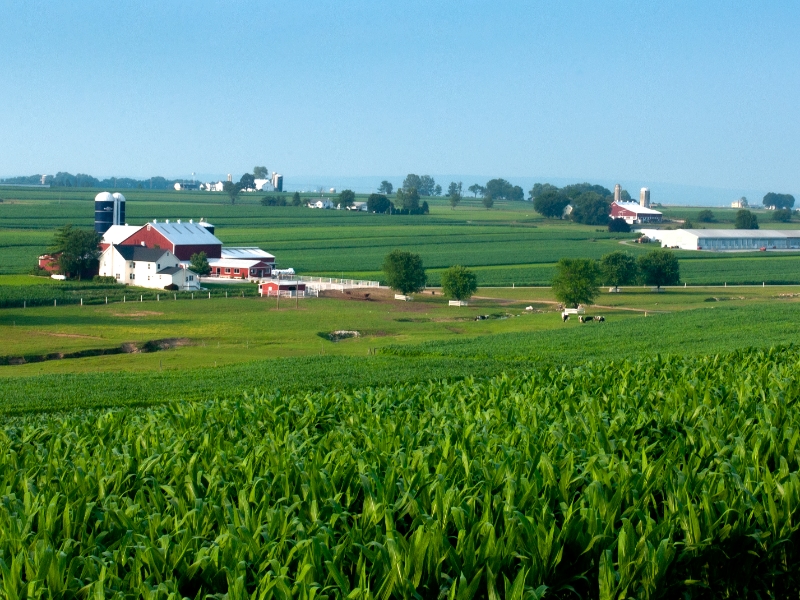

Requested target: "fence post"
[
  {"left": 23, "top": 301, "right": 25, "bottom": 309},
  {"left": 208, "top": 292, "right": 211, "bottom": 299},
  {"left": 81, "top": 298, "right": 83, "bottom": 306},
  {"left": 140, "top": 295, "right": 143, "bottom": 302},
  {"left": 157, "top": 294, "right": 160, "bottom": 302},
  {"left": 192, "top": 293, "right": 194, "bottom": 299},
  {"left": 174, "top": 293, "right": 177, "bottom": 300},
  {"left": 105, "top": 297, "right": 108, "bottom": 304},
  {"left": 124, "top": 295, "right": 126, "bottom": 303},
  {"left": 54, "top": 299, "right": 56, "bottom": 307}
]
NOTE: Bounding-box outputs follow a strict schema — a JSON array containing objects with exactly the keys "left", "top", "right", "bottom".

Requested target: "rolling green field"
[
  {"left": 5, "top": 187, "right": 800, "bottom": 595},
  {"left": 2, "top": 186, "right": 800, "bottom": 285}
]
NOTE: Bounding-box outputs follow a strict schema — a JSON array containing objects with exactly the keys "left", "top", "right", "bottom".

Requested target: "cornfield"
[{"left": 2, "top": 347, "right": 800, "bottom": 598}]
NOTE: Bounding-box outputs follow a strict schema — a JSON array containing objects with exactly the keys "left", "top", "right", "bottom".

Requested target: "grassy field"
[
  {"left": 3, "top": 186, "right": 800, "bottom": 285},
  {"left": 5, "top": 189, "right": 800, "bottom": 595}
]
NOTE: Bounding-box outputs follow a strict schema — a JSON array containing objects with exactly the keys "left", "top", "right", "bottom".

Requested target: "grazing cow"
[
  {"left": 562, "top": 313, "right": 569, "bottom": 322},
  {"left": 594, "top": 315, "right": 605, "bottom": 322}
]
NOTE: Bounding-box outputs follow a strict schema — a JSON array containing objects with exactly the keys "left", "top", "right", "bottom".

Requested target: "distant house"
[
  {"left": 98, "top": 245, "right": 200, "bottom": 290},
  {"left": 308, "top": 199, "right": 334, "bottom": 209},
  {"left": 201, "top": 181, "right": 224, "bottom": 192},
  {"left": 731, "top": 198, "right": 748, "bottom": 208},
  {"left": 173, "top": 182, "right": 199, "bottom": 191},
  {"left": 609, "top": 201, "right": 663, "bottom": 225},
  {"left": 347, "top": 202, "right": 368, "bottom": 212}
]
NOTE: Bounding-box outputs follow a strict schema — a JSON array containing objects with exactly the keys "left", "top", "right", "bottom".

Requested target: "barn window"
[
  {"left": 130, "top": 274, "right": 135, "bottom": 280},
  {"left": 234, "top": 269, "right": 240, "bottom": 274},
  {"left": 188, "top": 275, "right": 194, "bottom": 281},
  {"left": 225, "top": 268, "right": 230, "bottom": 274}
]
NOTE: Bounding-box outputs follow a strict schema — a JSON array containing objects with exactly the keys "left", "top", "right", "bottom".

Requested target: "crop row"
[{"left": 2, "top": 347, "right": 800, "bottom": 597}]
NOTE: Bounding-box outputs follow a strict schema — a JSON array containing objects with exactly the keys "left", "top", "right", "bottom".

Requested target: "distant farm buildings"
[
  {"left": 87, "top": 187, "right": 286, "bottom": 288},
  {"left": 641, "top": 229, "right": 800, "bottom": 251},
  {"left": 610, "top": 188, "right": 662, "bottom": 224}
]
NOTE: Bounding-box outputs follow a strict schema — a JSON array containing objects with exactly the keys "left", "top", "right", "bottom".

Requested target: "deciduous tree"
[
  {"left": 383, "top": 250, "right": 426, "bottom": 295},
  {"left": 378, "top": 180, "right": 394, "bottom": 195},
  {"left": 534, "top": 191, "right": 570, "bottom": 218},
  {"left": 367, "top": 193, "right": 391, "bottom": 213},
  {"left": 571, "top": 192, "right": 611, "bottom": 225},
  {"left": 482, "top": 195, "right": 494, "bottom": 209},
  {"left": 253, "top": 166, "right": 269, "bottom": 179},
  {"left": 441, "top": 265, "right": 478, "bottom": 301},
  {"left": 551, "top": 258, "right": 601, "bottom": 308},
  {"left": 608, "top": 218, "right": 631, "bottom": 233},
  {"left": 600, "top": 251, "right": 638, "bottom": 291},
  {"left": 638, "top": 249, "right": 680, "bottom": 291},
  {"left": 697, "top": 210, "right": 715, "bottom": 223},
  {"left": 339, "top": 189, "right": 356, "bottom": 208},
  {"left": 468, "top": 184, "right": 485, "bottom": 198},
  {"left": 223, "top": 181, "right": 241, "bottom": 205},
  {"left": 239, "top": 173, "right": 256, "bottom": 190},
  {"left": 47, "top": 224, "right": 102, "bottom": 280},
  {"left": 189, "top": 251, "right": 211, "bottom": 276},
  {"left": 763, "top": 192, "right": 795, "bottom": 210},
  {"left": 734, "top": 209, "right": 759, "bottom": 229},
  {"left": 448, "top": 182, "right": 462, "bottom": 209}
]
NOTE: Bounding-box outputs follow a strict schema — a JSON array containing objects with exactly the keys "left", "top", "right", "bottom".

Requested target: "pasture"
[{"left": 2, "top": 186, "right": 800, "bottom": 285}]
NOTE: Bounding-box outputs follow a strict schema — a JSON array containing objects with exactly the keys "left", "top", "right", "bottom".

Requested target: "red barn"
[
  {"left": 119, "top": 220, "right": 222, "bottom": 260},
  {"left": 610, "top": 201, "right": 663, "bottom": 225}
]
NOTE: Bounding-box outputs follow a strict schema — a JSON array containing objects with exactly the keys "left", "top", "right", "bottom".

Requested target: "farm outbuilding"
[
  {"left": 640, "top": 228, "right": 800, "bottom": 251},
  {"left": 259, "top": 279, "right": 307, "bottom": 297}
]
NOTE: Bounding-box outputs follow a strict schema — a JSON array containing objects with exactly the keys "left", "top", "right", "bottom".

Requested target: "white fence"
[{"left": 297, "top": 276, "right": 381, "bottom": 292}]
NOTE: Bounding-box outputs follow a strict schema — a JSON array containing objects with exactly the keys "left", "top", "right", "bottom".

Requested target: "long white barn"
[{"left": 641, "top": 229, "right": 800, "bottom": 251}]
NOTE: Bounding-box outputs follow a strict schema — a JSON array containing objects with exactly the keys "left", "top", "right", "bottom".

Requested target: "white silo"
[
  {"left": 614, "top": 184, "right": 621, "bottom": 203},
  {"left": 640, "top": 188, "right": 650, "bottom": 208}
]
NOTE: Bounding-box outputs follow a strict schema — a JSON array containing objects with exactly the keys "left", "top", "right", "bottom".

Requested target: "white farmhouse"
[
  {"left": 99, "top": 245, "right": 200, "bottom": 290},
  {"left": 308, "top": 199, "right": 334, "bottom": 209}
]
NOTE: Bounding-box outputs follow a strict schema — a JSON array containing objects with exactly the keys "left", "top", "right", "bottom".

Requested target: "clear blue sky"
[{"left": 1, "top": 1, "right": 798, "bottom": 196}]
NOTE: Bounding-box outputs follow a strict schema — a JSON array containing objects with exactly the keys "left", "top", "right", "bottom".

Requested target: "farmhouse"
[
  {"left": 118, "top": 220, "right": 223, "bottom": 260},
  {"left": 347, "top": 202, "right": 368, "bottom": 211},
  {"left": 259, "top": 279, "right": 307, "bottom": 297},
  {"left": 610, "top": 201, "right": 663, "bottom": 224},
  {"left": 640, "top": 228, "right": 800, "bottom": 251},
  {"left": 308, "top": 199, "right": 334, "bottom": 209},
  {"left": 98, "top": 245, "right": 200, "bottom": 290}
]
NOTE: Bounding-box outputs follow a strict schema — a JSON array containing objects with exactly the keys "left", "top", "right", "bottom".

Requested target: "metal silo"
[
  {"left": 112, "top": 193, "right": 126, "bottom": 226},
  {"left": 94, "top": 192, "right": 115, "bottom": 233}
]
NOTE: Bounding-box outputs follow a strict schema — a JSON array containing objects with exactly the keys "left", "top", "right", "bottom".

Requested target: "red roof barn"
[{"left": 120, "top": 220, "right": 222, "bottom": 260}]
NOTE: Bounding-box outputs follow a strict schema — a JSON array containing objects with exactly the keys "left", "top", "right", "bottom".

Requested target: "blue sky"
[{"left": 1, "top": 1, "right": 798, "bottom": 201}]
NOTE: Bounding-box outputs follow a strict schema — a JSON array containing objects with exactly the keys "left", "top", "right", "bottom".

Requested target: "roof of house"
[
  {"left": 612, "top": 201, "right": 662, "bottom": 215},
  {"left": 157, "top": 266, "right": 183, "bottom": 275},
  {"left": 146, "top": 221, "right": 223, "bottom": 246},
  {"left": 208, "top": 258, "right": 269, "bottom": 269},
  {"left": 680, "top": 229, "right": 800, "bottom": 239},
  {"left": 113, "top": 245, "right": 170, "bottom": 262},
  {"left": 102, "top": 225, "right": 142, "bottom": 245},
  {"left": 221, "top": 247, "right": 275, "bottom": 260}
]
